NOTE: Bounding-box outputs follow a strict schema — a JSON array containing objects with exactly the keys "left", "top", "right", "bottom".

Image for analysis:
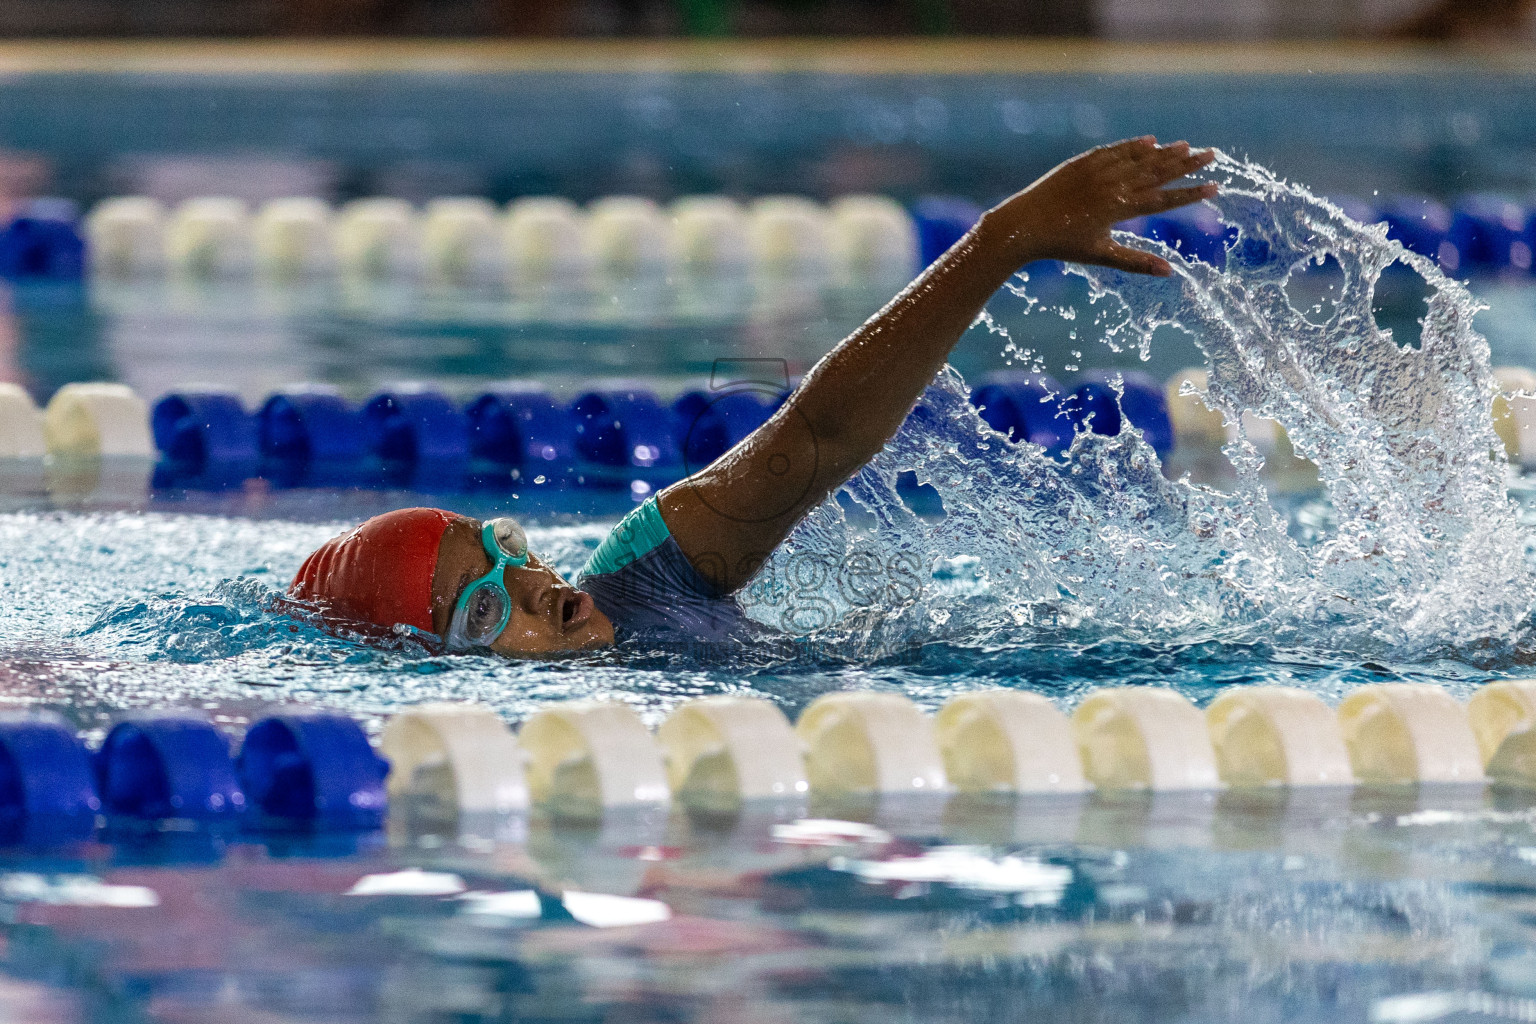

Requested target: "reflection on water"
[
  {"left": 0, "top": 786, "right": 1526, "bottom": 1023},
  {"left": 64, "top": 274, "right": 921, "bottom": 408},
  {"left": 11, "top": 251, "right": 1528, "bottom": 419}
]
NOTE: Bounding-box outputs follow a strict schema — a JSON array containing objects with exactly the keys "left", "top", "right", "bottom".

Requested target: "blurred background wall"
[{"left": 0, "top": 0, "right": 1528, "bottom": 40}]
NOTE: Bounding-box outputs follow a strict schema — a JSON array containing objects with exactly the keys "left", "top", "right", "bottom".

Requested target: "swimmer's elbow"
[{"left": 779, "top": 392, "right": 903, "bottom": 479}]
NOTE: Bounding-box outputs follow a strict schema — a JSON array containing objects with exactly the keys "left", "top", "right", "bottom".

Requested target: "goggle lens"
[
  {"left": 444, "top": 518, "right": 529, "bottom": 651},
  {"left": 487, "top": 518, "right": 529, "bottom": 565},
  {"left": 460, "top": 580, "right": 512, "bottom": 644}
]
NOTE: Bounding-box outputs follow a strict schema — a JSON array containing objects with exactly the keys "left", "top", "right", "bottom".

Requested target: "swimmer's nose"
[
  {"left": 506, "top": 566, "right": 553, "bottom": 617},
  {"left": 507, "top": 567, "right": 587, "bottom": 630}
]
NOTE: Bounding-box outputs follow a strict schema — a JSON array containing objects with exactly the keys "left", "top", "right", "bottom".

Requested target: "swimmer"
[{"left": 290, "top": 137, "right": 1217, "bottom": 656}]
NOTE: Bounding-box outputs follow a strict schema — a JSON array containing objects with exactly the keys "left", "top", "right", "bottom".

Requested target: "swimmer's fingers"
[
  {"left": 1085, "top": 239, "right": 1173, "bottom": 277},
  {"left": 1094, "top": 140, "right": 1162, "bottom": 180},
  {"left": 1131, "top": 182, "right": 1220, "bottom": 217},
  {"left": 1097, "top": 135, "right": 1159, "bottom": 165},
  {"left": 1181, "top": 147, "right": 1218, "bottom": 176},
  {"left": 1123, "top": 146, "right": 1215, "bottom": 190},
  {"left": 1151, "top": 144, "right": 1214, "bottom": 175}
]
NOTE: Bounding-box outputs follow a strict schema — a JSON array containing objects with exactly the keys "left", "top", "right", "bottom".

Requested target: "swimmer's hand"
[{"left": 985, "top": 136, "right": 1217, "bottom": 277}]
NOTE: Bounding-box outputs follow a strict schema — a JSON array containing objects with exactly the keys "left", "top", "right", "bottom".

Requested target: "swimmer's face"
[{"left": 429, "top": 518, "right": 614, "bottom": 656}]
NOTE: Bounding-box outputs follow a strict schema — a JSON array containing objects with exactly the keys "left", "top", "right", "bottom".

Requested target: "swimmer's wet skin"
[{"left": 289, "top": 137, "right": 1218, "bottom": 656}]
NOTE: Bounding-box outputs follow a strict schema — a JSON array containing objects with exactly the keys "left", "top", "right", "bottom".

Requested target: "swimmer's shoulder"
[{"left": 578, "top": 497, "right": 748, "bottom": 639}]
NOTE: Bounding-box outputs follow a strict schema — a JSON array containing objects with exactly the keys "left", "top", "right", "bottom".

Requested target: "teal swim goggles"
[{"left": 444, "top": 518, "right": 530, "bottom": 651}]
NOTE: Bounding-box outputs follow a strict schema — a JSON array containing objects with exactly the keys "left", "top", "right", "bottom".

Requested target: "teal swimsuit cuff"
[{"left": 580, "top": 497, "right": 672, "bottom": 578}]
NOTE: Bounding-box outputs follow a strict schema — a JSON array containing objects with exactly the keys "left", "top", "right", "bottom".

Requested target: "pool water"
[
  {"left": 0, "top": 496, "right": 1457, "bottom": 731},
  {"left": 5, "top": 152, "right": 1536, "bottom": 1020},
  {"left": 0, "top": 787, "right": 1532, "bottom": 1024}
]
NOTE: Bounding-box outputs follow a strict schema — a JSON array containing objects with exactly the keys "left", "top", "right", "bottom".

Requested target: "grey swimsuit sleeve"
[{"left": 576, "top": 498, "right": 749, "bottom": 640}]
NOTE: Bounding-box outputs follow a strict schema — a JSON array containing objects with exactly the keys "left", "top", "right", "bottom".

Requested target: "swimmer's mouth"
[{"left": 560, "top": 590, "right": 594, "bottom": 632}]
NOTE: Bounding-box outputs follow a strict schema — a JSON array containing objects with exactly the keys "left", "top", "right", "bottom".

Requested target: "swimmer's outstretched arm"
[{"left": 659, "top": 136, "right": 1216, "bottom": 593}]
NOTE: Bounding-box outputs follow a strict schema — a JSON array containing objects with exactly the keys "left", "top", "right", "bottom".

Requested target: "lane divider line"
[{"left": 6, "top": 678, "right": 1536, "bottom": 845}]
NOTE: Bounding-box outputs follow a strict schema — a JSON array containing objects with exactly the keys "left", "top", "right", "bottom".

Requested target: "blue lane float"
[
  {"left": 238, "top": 714, "right": 389, "bottom": 830},
  {"left": 1381, "top": 196, "right": 1457, "bottom": 270},
  {"left": 1070, "top": 370, "right": 1176, "bottom": 457},
  {"left": 362, "top": 387, "right": 470, "bottom": 491},
  {"left": 0, "top": 200, "right": 85, "bottom": 282},
  {"left": 1449, "top": 196, "right": 1534, "bottom": 274},
  {"left": 1110, "top": 371, "right": 1176, "bottom": 457},
  {"left": 144, "top": 365, "right": 1190, "bottom": 494},
  {"left": 672, "top": 389, "right": 773, "bottom": 471},
  {"left": 258, "top": 388, "right": 367, "bottom": 488},
  {"left": 570, "top": 385, "right": 683, "bottom": 492},
  {"left": 1062, "top": 378, "right": 1123, "bottom": 439},
  {"left": 0, "top": 717, "right": 101, "bottom": 843},
  {"left": 1142, "top": 204, "right": 1235, "bottom": 267},
  {"left": 95, "top": 717, "right": 246, "bottom": 821},
  {"left": 973, "top": 370, "right": 1174, "bottom": 458},
  {"left": 151, "top": 390, "right": 260, "bottom": 490},
  {"left": 465, "top": 386, "right": 577, "bottom": 489},
  {"left": 912, "top": 196, "right": 983, "bottom": 269},
  {"left": 971, "top": 372, "right": 1070, "bottom": 453}
]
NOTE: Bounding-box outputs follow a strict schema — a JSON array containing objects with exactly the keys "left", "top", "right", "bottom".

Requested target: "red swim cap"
[{"left": 289, "top": 507, "right": 461, "bottom": 635}]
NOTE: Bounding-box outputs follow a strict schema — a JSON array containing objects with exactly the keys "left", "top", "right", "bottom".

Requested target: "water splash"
[{"left": 750, "top": 152, "right": 1535, "bottom": 664}]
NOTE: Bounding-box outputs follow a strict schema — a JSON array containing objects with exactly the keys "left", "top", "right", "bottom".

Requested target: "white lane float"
[
  {"left": 1234, "top": 413, "right": 1314, "bottom": 484},
  {"left": 585, "top": 196, "right": 674, "bottom": 282},
  {"left": 748, "top": 196, "right": 830, "bottom": 278},
  {"left": 657, "top": 696, "right": 806, "bottom": 811},
  {"left": 934, "top": 690, "right": 1087, "bottom": 794},
  {"left": 518, "top": 701, "right": 669, "bottom": 818},
  {"left": 380, "top": 703, "right": 528, "bottom": 817},
  {"left": 1492, "top": 366, "right": 1536, "bottom": 470},
  {"left": 334, "top": 198, "right": 422, "bottom": 280},
  {"left": 0, "top": 384, "right": 44, "bottom": 459},
  {"left": 422, "top": 197, "right": 505, "bottom": 287},
  {"left": 1072, "top": 687, "right": 1219, "bottom": 791},
  {"left": 253, "top": 197, "right": 335, "bottom": 280},
  {"left": 794, "top": 691, "right": 947, "bottom": 798},
  {"left": 1205, "top": 686, "right": 1353, "bottom": 788},
  {"left": 1467, "top": 679, "right": 1536, "bottom": 766},
  {"left": 1467, "top": 679, "right": 1536, "bottom": 787},
  {"left": 1484, "top": 727, "right": 1536, "bottom": 789},
  {"left": 505, "top": 197, "right": 590, "bottom": 292},
  {"left": 1163, "top": 367, "right": 1227, "bottom": 450},
  {"left": 1162, "top": 366, "right": 1314, "bottom": 479},
  {"left": 165, "top": 197, "right": 252, "bottom": 278},
  {"left": 1336, "top": 683, "right": 1484, "bottom": 785},
  {"left": 828, "top": 195, "right": 919, "bottom": 288},
  {"left": 670, "top": 196, "right": 750, "bottom": 276},
  {"left": 42, "top": 383, "right": 154, "bottom": 459},
  {"left": 85, "top": 197, "right": 166, "bottom": 278},
  {"left": 1234, "top": 411, "right": 1287, "bottom": 453}
]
